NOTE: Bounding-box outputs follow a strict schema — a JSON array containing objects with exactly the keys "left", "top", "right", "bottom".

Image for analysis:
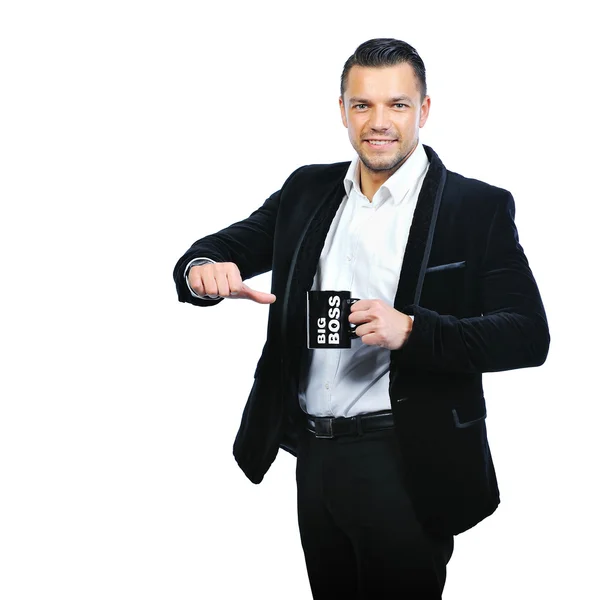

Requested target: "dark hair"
[{"left": 340, "top": 38, "right": 427, "bottom": 101}]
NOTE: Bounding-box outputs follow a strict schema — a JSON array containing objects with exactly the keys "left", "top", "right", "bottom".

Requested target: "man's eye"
[
  {"left": 394, "top": 103, "right": 406, "bottom": 108},
  {"left": 354, "top": 104, "right": 367, "bottom": 109}
]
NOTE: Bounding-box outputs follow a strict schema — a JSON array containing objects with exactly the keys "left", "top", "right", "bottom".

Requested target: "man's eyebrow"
[{"left": 347, "top": 95, "right": 413, "bottom": 104}]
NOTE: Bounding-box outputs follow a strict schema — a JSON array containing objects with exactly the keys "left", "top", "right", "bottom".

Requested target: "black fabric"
[
  {"left": 296, "top": 427, "right": 453, "bottom": 599},
  {"left": 173, "top": 145, "right": 550, "bottom": 536}
]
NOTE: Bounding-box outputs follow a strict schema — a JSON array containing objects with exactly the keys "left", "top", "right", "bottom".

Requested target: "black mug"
[{"left": 306, "top": 290, "right": 360, "bottom": 349}]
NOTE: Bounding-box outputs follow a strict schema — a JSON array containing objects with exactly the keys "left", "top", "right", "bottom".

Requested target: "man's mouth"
[{"left": 364, "top": 139, "right": 397, "bottom": 147}]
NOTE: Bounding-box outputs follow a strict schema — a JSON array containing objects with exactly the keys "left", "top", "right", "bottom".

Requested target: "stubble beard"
[{"left": 356, "top": 137, "right": 416, "bottom": 175}]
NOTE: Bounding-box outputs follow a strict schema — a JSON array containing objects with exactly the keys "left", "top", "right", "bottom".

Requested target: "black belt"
[{"left": 306, "top": 411, "right": 395, "bottom": 439}]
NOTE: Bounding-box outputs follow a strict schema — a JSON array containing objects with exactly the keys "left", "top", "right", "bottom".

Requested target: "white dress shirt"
[
  {"left": 185, "top": 142, "right": 430, "bottom": 418},
  {"left": 299, "top": 141, "right": 430, "bottom": 418}
]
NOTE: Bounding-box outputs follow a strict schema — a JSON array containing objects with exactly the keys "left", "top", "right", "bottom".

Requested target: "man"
[{"left": 173, "top": 38, "right": 549, "bottom": 598}]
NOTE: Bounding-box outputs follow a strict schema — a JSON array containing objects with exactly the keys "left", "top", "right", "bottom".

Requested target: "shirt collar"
[{"left": 343, "top": 140, "right": 429, "bottom": 207}]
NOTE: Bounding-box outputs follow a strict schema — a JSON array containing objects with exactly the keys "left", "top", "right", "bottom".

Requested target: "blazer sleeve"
[
  {"left": 395, "top": 192, "right": 550, "bottom": 373},
  {"left": 173, "top": 166, "right": 306, "bottom": 307}
]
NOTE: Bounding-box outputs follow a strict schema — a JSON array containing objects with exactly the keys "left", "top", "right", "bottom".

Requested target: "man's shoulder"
[
  {"left": 446, "top": 169, "right": 511, "bottom": 200},
  {"left": 443, "top": 168, "right": 515, "bottom": 220},
  {"left": 282, "top": 161, "right": 350, "bottom": 190}
]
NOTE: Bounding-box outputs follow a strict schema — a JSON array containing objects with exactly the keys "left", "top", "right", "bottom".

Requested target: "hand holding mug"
[{"left": 348, "top": 299, "right": 413, "bottom": 350}]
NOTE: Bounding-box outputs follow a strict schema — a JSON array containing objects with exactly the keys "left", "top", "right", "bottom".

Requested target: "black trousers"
[{"left": 296, "top": 425, "right": 454, "bottom": 599}]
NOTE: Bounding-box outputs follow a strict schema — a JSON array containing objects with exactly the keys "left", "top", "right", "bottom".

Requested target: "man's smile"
[{"left": 364, "top": 139, "right": 398, "bottom": 148}]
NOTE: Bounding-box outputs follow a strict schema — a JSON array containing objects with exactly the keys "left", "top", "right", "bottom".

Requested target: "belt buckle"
[{"left": 314, "top": 417, "right": 334, "bottom": 439}]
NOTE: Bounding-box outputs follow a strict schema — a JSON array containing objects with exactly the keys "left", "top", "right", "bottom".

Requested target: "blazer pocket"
[
  {"left": 452, "top": 407, "right": 487, "bottom": 429},
  {"left": 420, "top": 260, "right": 467, "bottom": 315},
  {"left": 425, "top": 260, "right": 466, "bottom": 274}
]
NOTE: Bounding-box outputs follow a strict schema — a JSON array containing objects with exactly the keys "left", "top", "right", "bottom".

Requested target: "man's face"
[{"left": 339, "top": 63, "right": 430, "bottom": 176}]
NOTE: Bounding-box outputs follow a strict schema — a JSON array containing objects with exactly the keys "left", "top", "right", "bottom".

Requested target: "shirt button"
[
  {"left": 325, "top": 382, "right": 330, "bottom": 390},
  {"left": 346, "top": 255, "right": 352, "bottom": 262}
]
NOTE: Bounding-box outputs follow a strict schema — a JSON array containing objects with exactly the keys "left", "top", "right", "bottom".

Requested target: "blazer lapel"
[
  {"left": 279, "top": 172, "right": 347, "bottom": 434},
  {"left": 393, "top": 144, "right": 447, "bottom": 311},
  {"left": 281, "top": 174, "right": 347, "bottom": 350}
]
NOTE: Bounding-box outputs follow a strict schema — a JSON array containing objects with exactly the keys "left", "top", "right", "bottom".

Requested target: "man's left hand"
[{"left": 348, "top": 299, "right": 413, "bottom": 350}]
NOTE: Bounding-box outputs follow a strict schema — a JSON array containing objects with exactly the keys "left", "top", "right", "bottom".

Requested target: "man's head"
[{"left": 339, "top": 39, "right": 430, "bottom": 178}]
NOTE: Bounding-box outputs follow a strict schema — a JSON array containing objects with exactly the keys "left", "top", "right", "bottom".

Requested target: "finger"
[
  {"left": 225, "top": 269, "right": 244, "bottom": 296},
  {"left": 214, "top": 269, "right": 231, "bottom": 297},
  {"left": 198, "top": 270, "right": 216, "bottom": 296},
  {"left": 355, "top": 322, "right": 376, "bottom": 338},
  {"left": 348, "top": 309, "right": 371, "bottom": 325},
  {"left": 188, "top": 268, "right": 207, "bottom": 296},
  {"left": 238, "top": 284, "right": 276, "bottom": 304},
  {"left": 360, "top": 332, "right": 383, "bottom": 347},
  {"left": 350, "top": 299, "right": 371, "bottom": 313}
]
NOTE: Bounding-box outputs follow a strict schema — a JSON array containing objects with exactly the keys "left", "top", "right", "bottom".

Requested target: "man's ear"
[
  {"left": 339, "top": 96, "right": 348, "bottom": 128},
  {"left": 419, "top": 96, "right": 431, "bottom": 128}
]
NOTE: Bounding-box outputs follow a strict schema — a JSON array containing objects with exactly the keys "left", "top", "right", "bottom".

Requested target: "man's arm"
[
  {"left": 173, "top": 189, "right": 280, "bottom": 306},
  {"left": 393, "top": 191, "right": 550, "bottom": 373},
  {"left": 173, "top": 165, "right": 308, "bottom": 307}
]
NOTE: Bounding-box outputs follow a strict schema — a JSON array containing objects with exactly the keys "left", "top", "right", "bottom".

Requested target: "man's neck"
[{"left": 358, "top": 141, "right": 418, "bottom": 202}]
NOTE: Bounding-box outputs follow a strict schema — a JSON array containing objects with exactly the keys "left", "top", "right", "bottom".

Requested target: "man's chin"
[{"left": 360, "top": 155, "right": 404, "bottom": 173}]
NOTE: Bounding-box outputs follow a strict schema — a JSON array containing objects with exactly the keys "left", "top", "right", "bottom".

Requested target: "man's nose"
[{"left": 369, "top": 106, "right": 392, "bottom": 130}]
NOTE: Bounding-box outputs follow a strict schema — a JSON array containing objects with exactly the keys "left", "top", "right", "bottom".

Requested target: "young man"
[{"left": 174, "top": 38, "right": 549, "bottom": 599}]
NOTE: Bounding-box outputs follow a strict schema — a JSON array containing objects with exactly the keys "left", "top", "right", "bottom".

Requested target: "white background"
[{"left": 1, "top": 1, "right": 598, "bottom": 598}]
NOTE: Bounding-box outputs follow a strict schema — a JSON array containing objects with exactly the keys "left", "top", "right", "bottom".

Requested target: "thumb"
[{"left": 237, "top": 283, "right": 276, "bottom": 304}]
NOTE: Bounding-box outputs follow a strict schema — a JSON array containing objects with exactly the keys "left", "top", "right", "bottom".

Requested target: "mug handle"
[{"left": 346, "top": 298, "right": 359, "bottom": 338}]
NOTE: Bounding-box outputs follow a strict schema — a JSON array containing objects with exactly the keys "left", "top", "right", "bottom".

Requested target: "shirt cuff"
[{"left": 185, "top": 257, "right": 220, "bottom": 299}]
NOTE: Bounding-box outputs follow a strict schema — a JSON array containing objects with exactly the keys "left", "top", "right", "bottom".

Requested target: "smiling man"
[
  {"left": 174, "top": 38, "right": 549, "bottom": 599},
  {"left": 340, "top": 61, "right": 430, "bottom": 199}
]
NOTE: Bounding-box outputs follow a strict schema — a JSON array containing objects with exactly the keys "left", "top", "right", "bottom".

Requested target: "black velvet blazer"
[{"left": 173, "top": 145, "right": 550, "bottom": 535}]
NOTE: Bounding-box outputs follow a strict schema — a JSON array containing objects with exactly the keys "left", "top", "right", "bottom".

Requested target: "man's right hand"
[{"left": 188, "top": 262, "right": 276, "bottom": 304}]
